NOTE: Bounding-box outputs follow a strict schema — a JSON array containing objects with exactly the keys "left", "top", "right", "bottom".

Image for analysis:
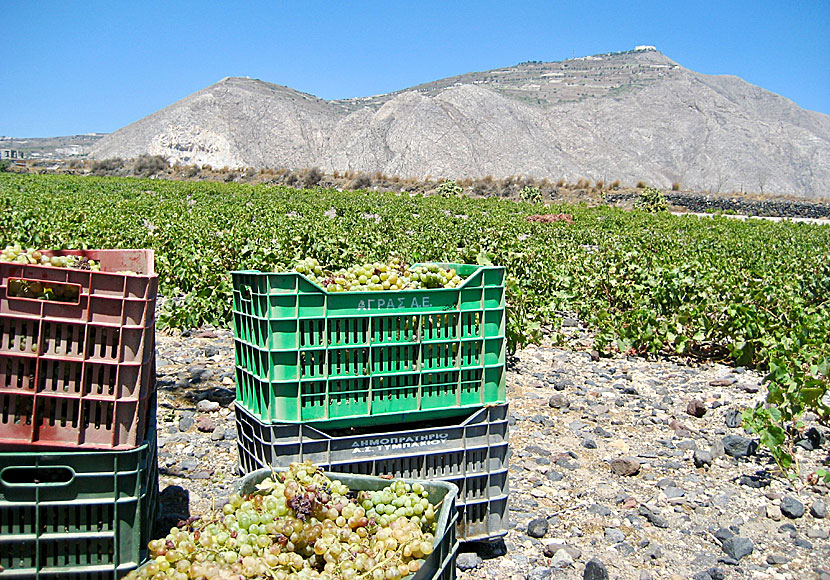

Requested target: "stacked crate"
[
  {"left": 0, "top": 249, "right": 158, "bottom": 579},
  {"left": 232, "top": 263, "right": 509, "bottom": 541}
]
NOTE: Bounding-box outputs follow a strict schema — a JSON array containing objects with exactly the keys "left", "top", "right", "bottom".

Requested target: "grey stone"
[
  {"left": 766, "top": 553, "right": 791, "bottom": 565},
  {"left": 583, "top": 557, "right": 609, "bottom": 580},
  {"left": 550, "top": 548, "right": 574, "bottom": 568},
  {"left": 663, "top": 486, "right": 685, "bottom": 499},
  {"left": 811, "top": 499, "right": 827, "bottom": 519},
  {"left": 780, "top": 496, "right": 805, "bottom": 519},
  {"left": 693, "top": 450, "right": 713, "bottom": 468},
  {"left": 807, "top": 527, "right": 829, "bottom": 539},
  {"left": 581, "top": 438, "right": 597, "bottom": 449},
  {"left": 455, "top": 552, "right": 482, "bottom": 570},
  {"left": 548, "top": 393, "right": 570, "bottom": 409},
  {"left": 721, "top": 536, "right": 753, "bottom": 560},
  {"left": 210, "top": 427, "right": 225, "bottom": 441},
  {"left": 638, "top": 505, "right": 669, "bottom": 528},
  {"left": 724, "top": 409, "right": 742, "bottom": 428},
  {"left": 178, "top": 416, "right": 195, "bottom": 432},
  {"left": 722, "top": 435, "right": 758, "bottom": 458},
  {"left": 527, "top": 517, "right": 548, "bottom": 538},
  {"left": 526, "top": 566, "right": 552, "bottom": 580},
  {"left": 714, "top": 528, "right": 734, "bottom": 543},
  {"left": 610, "top": 457, "right": 640, "bottom": 476},
  {"left": 777, "top": 523, "right": 797, "bottom": 534},
  {"left": 587, "top": 504, "right": 612, "bottom": 516},
  {"left": 604, "top": 528, "right": 625, "bottom": 543},
  {"left": 546, "top": 471, "right": 564, "bottom": 482},
  {"left": 793, "top": 537, "right": 813, "bottom": 549}
]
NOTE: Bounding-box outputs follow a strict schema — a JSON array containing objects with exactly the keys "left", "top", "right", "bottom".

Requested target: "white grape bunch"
[
  {"left": 292, "top": 257, "right": 464, "bottom": 293},
  {"left": 126, "top": 461, "right": 440, "bottom": 580}
]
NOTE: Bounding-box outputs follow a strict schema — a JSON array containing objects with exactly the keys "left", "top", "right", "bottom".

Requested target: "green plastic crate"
[
  {"left": 0, "top": 422, "right": 158, "bottom": 579},
  {"left": 232, "top": 264, "right": 505, "bottom": 427}
]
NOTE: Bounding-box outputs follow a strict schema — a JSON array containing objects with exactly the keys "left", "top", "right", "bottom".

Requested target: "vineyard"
[{"left": 2, "top": 174, "right": 829, "bottom": 473}]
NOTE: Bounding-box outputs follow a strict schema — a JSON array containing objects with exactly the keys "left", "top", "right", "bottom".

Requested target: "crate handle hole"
[
  {"left": 240, "top": 285, "right": 253, "bottom": 302},
  {"left": 0, "top": 466, "right": 75, "bottom": 487}
]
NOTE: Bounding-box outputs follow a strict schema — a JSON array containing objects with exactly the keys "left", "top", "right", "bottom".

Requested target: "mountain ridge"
[{"left": 90, "top": 48, "right": 830, "bottom": 198}]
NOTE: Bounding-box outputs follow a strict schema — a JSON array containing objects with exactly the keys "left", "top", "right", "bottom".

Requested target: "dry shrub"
[{"left": 525, "top": 214, "right": 575, "bottom": 224}]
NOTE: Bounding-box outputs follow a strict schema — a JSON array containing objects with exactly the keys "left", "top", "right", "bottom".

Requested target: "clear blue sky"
[{"left": 2, "top": 0, "right": 828, "bottom": 137}]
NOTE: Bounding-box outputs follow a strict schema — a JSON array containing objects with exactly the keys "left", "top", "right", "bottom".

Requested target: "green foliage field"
[{"left": 2, "top": 174, "right": 828, "bottom": 474}]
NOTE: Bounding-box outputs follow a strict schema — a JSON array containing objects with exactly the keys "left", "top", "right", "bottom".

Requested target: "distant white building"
[
  {"left": 1, "top": 149, "right": 24, "bottom": 160},
  {"left": 635, "top": 45, "right": 657, "bottom": 52}
]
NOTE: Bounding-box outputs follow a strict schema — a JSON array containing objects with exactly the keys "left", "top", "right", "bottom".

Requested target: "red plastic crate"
[{"left": 0, "top": 249, "right": 157, "bottom": 450}]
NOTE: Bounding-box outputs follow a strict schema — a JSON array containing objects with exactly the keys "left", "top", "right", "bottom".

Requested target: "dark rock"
[
  {"left": 693, "top": 450, "right": 713, "bottom": 468},
  {"left": 525, "top": 444, "right": 551, "bottom": 457},
  {"left": 793, "top": 537, "right": 813, "bottom": 549},
  {"left": 780, "top": 496, "right": 805, "bottom": 519},
  {"left": 687, "top": 399, "right": 707, "bottom": 418},
  {"left": 721, "top": 536, "right": 753, "bottom": 560},
  {"left": 692, "top": 572, "right": 712, "bottom": 580},
  {"left": 583, "top": 557, "right": 609, "bottom": 580},
  {"left": 810, "top": 499, "right": 827, "bottom": 519},
  {"left": 587, "top": 504, "right": 612, "bottom": 516},
  {"left": 722, "top": 435, "right": 758, "bottom": 458},
  {"left": 706, "top": 568, "right": 726, "bottom": 580},
  {"left": 637, "top": 505, "right": 669, "bottom": 528},
  {"left": 777, "top": 523, "right": 797, "bottom": 534},
  {"left": 548, "top": 393, "right": 570, "bottom": 409},
  {"left": 738, "top": 473, "right": 771, "bottom": 488},
  {"left": 203, "top": 345, "right": 220, "bottom": 357},
  {"left": 455, "top": 552, "right": 482, "bottom": 570},
  {"left": 527, "top": 517, "right": 549, "bottom": 538},
  {"left": 610, "top": 457, "right": 640, "bottom": 476},
  {"left": 714, "top": 528, "right": 734, "bottom": 543},
  {"left": 717, "top": 557, "right": 739, "bottom": 566},
  {"left": 207, "top": 387, "right": 236, "bottom": 406},
  {"left": 555, "top": 457, "right": 579, "bottom": 471},
  {"left": 767, "top": 553, "right": 791, "bottom": 565},
  {"left": 622, "top": 386, "right": 639, "bottom": 395},
  {"left": 546, "top": 471, "right": 564, "bottom": 482},
  {"left": 724, "top": 409, "right": 742, "bottom": 428},
  {"left": 795, "top": 427, "right": 826, "bottom": 451},
  {"left": 581, "top": 438, "right": 597, "bottom": 449},
  {"left": 178, "top": 416, "right": 195, "bottom": 432},
  {"left": 604, "top": 528, "right": 625, "bottom": 543},
  {"left": 593, "top": 426, "right": 612, "bottom": 438}
]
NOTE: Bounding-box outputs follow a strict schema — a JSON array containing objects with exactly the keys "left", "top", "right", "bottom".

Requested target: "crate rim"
[{"left": 232, "top": 262, "right": 504, "bottom": 294}]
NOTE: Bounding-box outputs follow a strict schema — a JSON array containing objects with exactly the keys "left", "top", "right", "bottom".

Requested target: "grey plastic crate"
[
  {"left": 236, "top": 469, "right": 459, "bottom": 580},
  {"left": 236, "top": 402, "right": 509, "bottom": 542}
]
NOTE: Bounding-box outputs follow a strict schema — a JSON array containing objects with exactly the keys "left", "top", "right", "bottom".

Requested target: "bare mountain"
[{"left": 91, "top": 48, "right": 830, "bottom": 198}]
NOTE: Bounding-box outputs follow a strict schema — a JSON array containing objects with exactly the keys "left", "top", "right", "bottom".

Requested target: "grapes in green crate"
[
  {"left": 126, "top": 461, "right": 439, "bottom": 580},
  {"left": 292, "top": 257, "right": 464, "bottom": 293}
]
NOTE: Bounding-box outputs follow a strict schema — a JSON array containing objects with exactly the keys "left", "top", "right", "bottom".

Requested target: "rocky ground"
[{"left": 152, "top": 324, "right": 830, "bottom": 580}]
